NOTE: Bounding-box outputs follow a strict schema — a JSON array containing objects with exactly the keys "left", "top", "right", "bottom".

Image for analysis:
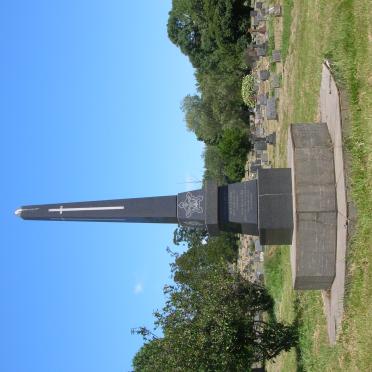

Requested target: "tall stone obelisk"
[
  {"left": 15, "top": 169, "right": 294, "bottom": 245},
  {"left": 15, "top": 196, "right": 179, "bottom": 224}
]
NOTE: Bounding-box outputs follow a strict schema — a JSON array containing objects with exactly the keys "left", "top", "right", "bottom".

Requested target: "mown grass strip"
[{"left": 281, "top": 0, "right": 294, "bottom": 62}]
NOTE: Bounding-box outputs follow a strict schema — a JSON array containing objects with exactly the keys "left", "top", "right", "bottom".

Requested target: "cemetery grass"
[
  {"left": 265, "top": 0, "right": 372, "bottom": 371},
  {"left": 280, "top": 0, "right": 294, "bottom": 63},
  {"left": 267, "top": 15, "right": 275, "bottom": 70}
]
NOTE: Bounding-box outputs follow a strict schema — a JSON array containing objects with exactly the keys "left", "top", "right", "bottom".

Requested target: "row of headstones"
[
  {"left": 248, "top": 2, "right": 282, "bottom": 122},
  {"left": 252, "top": 66, "right": 280, "bottom": 121},
  {"left": 254, "top": 74, "right": 280, "bottom": 122},
  {"left": 256, "top": 93, "right": 278, "bottom": 120},
  {"left": 239, "top": 237, "right": 264, "bottom": 283},
  {"left": 249, "top": 2, "right": 269, "bottom": 46},
  {"left": 259, "top": 70, "right": 280, "bottom": 88},
  {"left": 246, "top": 43, "right": 282, "bottom": 63},
  {"left": 250, "top": 4, "right": 282, "bottom": 25},
  {"left": 247, "top": 0, "right": 283, "bottom": 63},
  {"left": 248, "top": 133, "right": 277, "bottom": 174},
  {"left": 246, "top": 132, "right": 276, "bottom": 176}
]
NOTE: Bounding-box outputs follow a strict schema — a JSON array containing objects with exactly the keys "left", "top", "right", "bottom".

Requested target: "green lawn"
[
  {"left": 264, "top": 0, "right": 372, "bottom": 370},
  {"left": 280, "top": 0, "right": 293, "bottom": 63}
]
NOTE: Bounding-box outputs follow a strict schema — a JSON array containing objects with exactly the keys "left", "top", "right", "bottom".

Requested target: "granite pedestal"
[{"left": 288, "top": 123, "right": 337, "bottom": 289}]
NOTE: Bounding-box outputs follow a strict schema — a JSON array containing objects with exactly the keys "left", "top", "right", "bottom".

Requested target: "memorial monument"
[
  {"left": 15, "top": 169, "right": 293, "bottom": 246},
  {"left": 15, "top": 122, "right": 341, "bottom": 291}
]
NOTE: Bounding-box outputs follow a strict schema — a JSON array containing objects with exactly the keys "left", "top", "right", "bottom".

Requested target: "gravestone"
[
  {"left": 273, "top": 5, "right": 282, "bottom": 16},
  {"left": 250, "top": 10, "right": 258, "bottom": 17},
  {"left": 254, "top": 239, "right": 263, "bottom": 252},
  {"left": 246, "top": 47, "right": 258, "bottom": 57},
  {"left": 268, "top": 5, "right": 282, "bottom": 16},
  {"left": 256, "top": 13, "right": 265, "bottom": 22},
  {"left": 254, "top": 140, "right": 267, "bottom": 151},
  {"left": 254, "top": 116, "right": 263, "bottom": 126},
  {"left": 254, "top": 41, "right": 267, "bottom": 50},
  {"left": 251, "top": 134, "right": 264, "bottom": 142},
  {"left": 266, "top": 132, "right": 276, "bottom": 145},
  {"left": 260, "top": 151, "right": 269, "bottom": 164},
  {"left": 259, "top": 70, "right": 270, "bottom": 81},
  {"left": 255, "top": 149, "right": 267, "bottom": 163},
  {"left": 270, "top": 73, "right": 280, "bottom": 88},
  {"left": 272, "top": 50, "right": 281, "bottom": 62},
  {"left": 17, "top": 171, "right": 293, "bottom": 245},
  {"left": 254, "top": 113, "right": 263, "bottom": 123},
  {"left": 256, "top": 2, "right": 263, "bottom": 9},
  {"left": 250, "top": 163, "right": 261, "bottom": 173},
  {"left": 258, "top": 93, "right": 268, "bottom": 106},
  {"left": 255, "top": 25, "right": 267, "bottom": 34},
  {"left": 255, "top": 125, "right": 264, "bottom": 137},
  {"left": 244, "top": 48, "right": 259, "bottom": 66},
  {"left": 257, "top": 46, "right": 267, "bottom": 57},
  {"left": 253, "top": 159, "right": 262, "bottom": 166},
  {"left": 266, "top": 97, "right": 277, "bottom": 120},
  {"left": 274, "top": 88, "right": 281, "bottom": 99}
]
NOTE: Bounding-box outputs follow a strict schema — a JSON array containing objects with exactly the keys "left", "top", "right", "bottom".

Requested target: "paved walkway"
[{"left": 319, "top": 62, "right": 349, "bottom": 345}]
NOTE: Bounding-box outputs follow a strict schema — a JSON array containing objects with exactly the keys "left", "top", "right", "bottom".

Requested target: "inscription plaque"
[{"left": 218, "top": 181, "right": 258, "bottom": 235}]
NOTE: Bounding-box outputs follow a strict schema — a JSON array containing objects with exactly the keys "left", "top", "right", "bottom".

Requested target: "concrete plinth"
[{"left": 288, "top": 123, "right": 337, "bottom": 290}]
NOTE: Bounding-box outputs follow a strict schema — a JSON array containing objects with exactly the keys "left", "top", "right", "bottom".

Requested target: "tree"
[
  {"left": 167, "top": 0, "right": 206, "bottom": 69},
  {"left": 132, "top": 338, "right": 168, "bottom": 372},
  {"left": 171, "top": 227, "right": 239, "bottom": 286},
  {"left": 132, "top": 264, "right": 297, "bottom": 371},
  {"left": 168, "top": 0, "right": 254, "bottom": 184},
  {"left": 217, "top": 127, "right": 251, "bottom": 182},
  {"left": 173, "top": 225, "right": 208, "bottom": 247},
  {"left": 203, "top": 145, "right": 226, "bottom": 183},
  {"left": 196, "top": 71, "right": 251, "bottom": 129},
  {"left": 167, "top": 0, "right": 251, "bottom": 73},
  {"left": 181, "top": 94, "right": 222, "bottom": 144}
]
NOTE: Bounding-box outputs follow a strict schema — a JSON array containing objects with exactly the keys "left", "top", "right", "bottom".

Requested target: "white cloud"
[{"left": 133, "top": 282, "right": 144, "bottom": 295}]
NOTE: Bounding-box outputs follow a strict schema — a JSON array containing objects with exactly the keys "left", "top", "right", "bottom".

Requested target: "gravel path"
[{"left": 319, "top": 61, "right": 350, "bottom": 345}]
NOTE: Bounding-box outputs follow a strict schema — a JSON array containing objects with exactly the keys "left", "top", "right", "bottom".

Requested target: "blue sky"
[{"left": 0, "top": 1, "right": 204, "bottom": 371}]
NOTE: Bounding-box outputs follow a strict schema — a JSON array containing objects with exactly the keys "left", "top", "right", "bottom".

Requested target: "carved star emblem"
[{"left": 178, "top": 192, "right": 204, "bottom": 218}]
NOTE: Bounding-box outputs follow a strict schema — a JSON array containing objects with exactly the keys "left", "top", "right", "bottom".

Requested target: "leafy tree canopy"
[
  {"left": 167, "top": 0, "right": 251, "bottom": 73},
  {"left": 132, "top": 264, "right": 297, "bottom": 371},
  {"left": 168, "top": 0, "right": 255, "bottom": 183},
  {"left": 171, "top": 226, "right": 238, "bottom": 286},
  {"left": 217, "top": 127, "right": 251, "bottom": 182},
  {"left": 181, "top": 94, "right": 222, "bottom": 144}
]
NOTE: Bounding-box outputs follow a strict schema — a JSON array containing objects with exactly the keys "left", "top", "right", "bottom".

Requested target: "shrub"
[{"left": 241, "top": 74, "right": 256, "bottom": 108}]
